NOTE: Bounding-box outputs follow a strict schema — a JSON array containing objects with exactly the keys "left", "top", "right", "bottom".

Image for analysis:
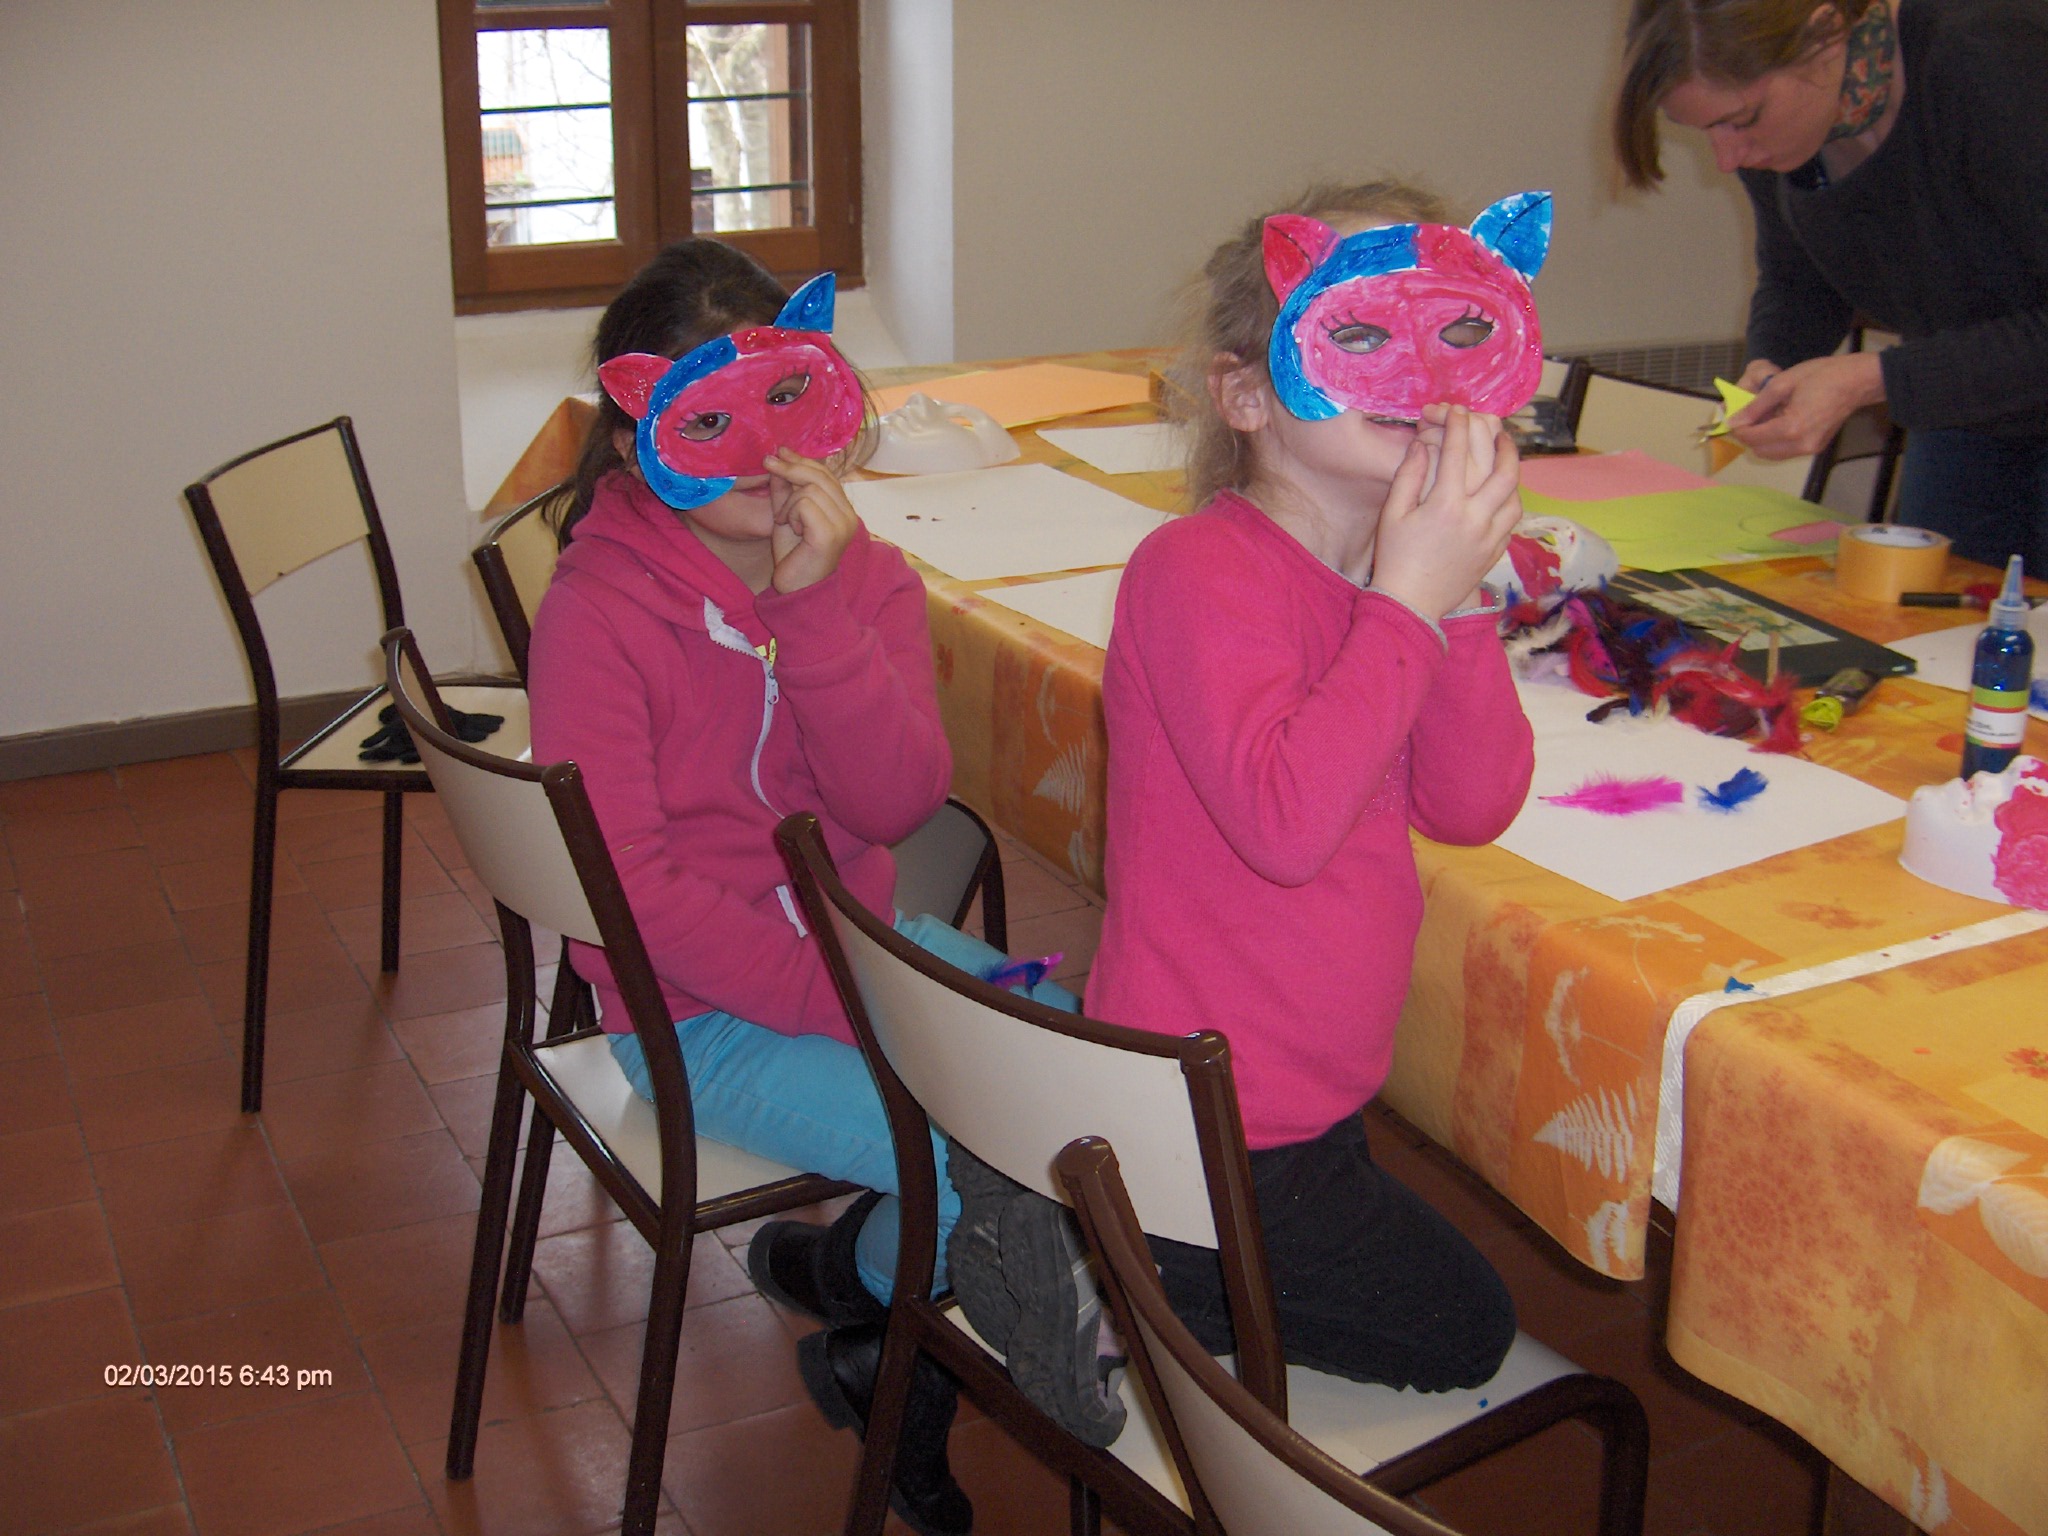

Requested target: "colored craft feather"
[
  {"left": 1540, "top": 774, "right": 1685, "bottom": 815},
  {"left": 1512, "top": 588, "right": 1801, "bottom": 752},
  {"left": 1697, "top": 767, "right": 1768, "bottom": 811}
]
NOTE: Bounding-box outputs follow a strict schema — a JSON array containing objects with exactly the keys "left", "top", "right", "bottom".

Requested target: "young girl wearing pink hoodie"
[{"left": 528, "top": 239, "right": 1062, "bottom": 1536}]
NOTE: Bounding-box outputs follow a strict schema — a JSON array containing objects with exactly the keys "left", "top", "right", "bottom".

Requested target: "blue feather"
[{"left": 1697, "top": 767, "right": 1768, "bottom": 812}]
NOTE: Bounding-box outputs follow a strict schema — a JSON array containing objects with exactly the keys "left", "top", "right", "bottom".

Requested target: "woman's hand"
[
  {"left": 766, "top": 450, "right": 859, "bottom": 594},
  {"left": 1727, "top": 352, "right": 1885, "bottom": 459},
  {"left": 1373, "top": 405, "right": 1523, "bottom": 620}
]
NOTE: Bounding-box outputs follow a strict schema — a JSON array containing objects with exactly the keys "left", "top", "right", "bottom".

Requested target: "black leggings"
[{"left": 1147, "top": 1114, "right": 1516, "bottom": 1392}]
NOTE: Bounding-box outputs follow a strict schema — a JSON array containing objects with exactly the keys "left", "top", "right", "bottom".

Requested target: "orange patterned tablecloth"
[{"left": 494, "top": 363, "right": 2048, "bottom": 1533}]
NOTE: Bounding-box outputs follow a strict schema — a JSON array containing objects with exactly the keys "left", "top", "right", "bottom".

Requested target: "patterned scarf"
[{"left": 1827, "top": 2, "right": 1896, "bottom": 141}]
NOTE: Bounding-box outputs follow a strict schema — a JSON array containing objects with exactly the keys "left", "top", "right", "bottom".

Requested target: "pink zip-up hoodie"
[{"left": 526, "top": 470, "right": 952, "bottom": 1042}]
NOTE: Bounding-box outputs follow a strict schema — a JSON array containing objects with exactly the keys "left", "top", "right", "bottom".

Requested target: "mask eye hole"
[
  {"left": 766, "top": 372, "right": 812, "bottom": 407},
  {"left": 676, "top": 411, "right": 732, "bottom": 442},
  {"left": 1439, "top": 315, "right": 1495, "bottom": 349},
  {"left": 1327, "top": 323, "right": 1391, "bottom": 355}
]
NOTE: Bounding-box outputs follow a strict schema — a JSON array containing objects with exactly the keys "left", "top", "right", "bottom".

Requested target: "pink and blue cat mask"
[
  {"left": 1264, "top": 191, "right": 1552, "bottom": 424},
  {"left": 598, "top": 272, "right": 863, "bottom": 511}
]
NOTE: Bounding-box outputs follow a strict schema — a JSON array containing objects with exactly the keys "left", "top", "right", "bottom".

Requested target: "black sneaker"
[
  {"left": 996, "top": 1190, "right": 1127, "bottom": 1447},
  {"left": 943, "top": 1141, "right": 1022, "bottom": 1352}
]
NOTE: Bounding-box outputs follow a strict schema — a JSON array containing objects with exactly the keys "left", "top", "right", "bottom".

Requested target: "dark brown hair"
[
  {"left": 1613, "top": 0, "right": 1868, "bottom": 188},
  {"left": 1168, "top": 180, "right": 1447, "bottom": 510},
  {"left": 555, "top": 239, "right": 873, "bottom": 544}
]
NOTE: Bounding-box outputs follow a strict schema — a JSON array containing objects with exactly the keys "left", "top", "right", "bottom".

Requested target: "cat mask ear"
[
  {"left": 1469, "top": 191, "right": 1552, "bottom": 282},
  {"left": 597, "top": 354, "right": 674, "bottom": 421},
  {"left": 1262, "top": 215, "right": 1342, "bottom": 303},
  {"left": 773, "top": 271, "right": 837, "bottom": 332}
]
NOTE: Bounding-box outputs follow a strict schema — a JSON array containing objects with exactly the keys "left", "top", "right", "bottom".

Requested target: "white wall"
[
  {"left": 872, "top": 0, "right": 1756, "bottom": 363},
  {"left": 0, "top": 0, "right": 476, "bottom": 743},
  {"left": 863, "top": 0, "right": 957, "bottom": 362}
]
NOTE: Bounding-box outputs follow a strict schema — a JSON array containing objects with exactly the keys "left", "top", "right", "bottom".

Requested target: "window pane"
[
  {"left": 685, "top": 24, "right": 812, "bottom": 235},
  {"left": 478, "top": 28, "right": 616, "bottom": 247}
]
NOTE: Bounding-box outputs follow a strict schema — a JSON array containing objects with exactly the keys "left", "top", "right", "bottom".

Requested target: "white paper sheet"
[
  {"left": 981, "top": 569, "right": 1125, "bottom": 651},
  {"left": 1889, "top": 607, "right": 2048, "bottom": 720},
  {"left": 1494, "top": 678, "right": 1906, "bottom": 902},
  {"left": 1036, "top": 423, "right": 1188, "bottom": 476},
  {"left": 846, "top": 463, "right": 1168, "bottom": 580}
]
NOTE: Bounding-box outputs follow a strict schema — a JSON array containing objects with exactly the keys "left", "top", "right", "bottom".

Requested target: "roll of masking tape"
[{"left": 1834, "top": 523, "right": 1950, "bottom": 603}]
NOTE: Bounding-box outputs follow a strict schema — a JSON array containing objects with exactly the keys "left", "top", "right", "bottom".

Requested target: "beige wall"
[
  {"left": 0, "top": 0, "right": 476, "bottom": 743},
  {"left": 876, "top": 0, "right": 1757, "bottom": 363},
  {"left": 864, "top": 0, "right": 958, "bottom": 362}
]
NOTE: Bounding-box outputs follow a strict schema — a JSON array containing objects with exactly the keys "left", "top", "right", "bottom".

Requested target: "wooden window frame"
[{"left": 439, "top": 0, "right": 862, "bottom": 313}]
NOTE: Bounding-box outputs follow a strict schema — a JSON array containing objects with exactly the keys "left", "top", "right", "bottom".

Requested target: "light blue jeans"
[{"left": 608, "top": 912, "right": 1079, "bottom": 1303}]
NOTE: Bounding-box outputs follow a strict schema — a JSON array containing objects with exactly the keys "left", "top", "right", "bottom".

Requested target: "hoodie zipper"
[{"left": 701, "top": 598, "right": 807, "bottom": 937}]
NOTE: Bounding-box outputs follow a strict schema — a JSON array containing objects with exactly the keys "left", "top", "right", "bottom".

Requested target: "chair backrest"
[
  {"left": 384, "top": 629, "right": 599, "bottom": 948},
  {"left": 184, "top": 418, "right": 405, "bottom": 723},
  {"left": 776, "top": 810, "right": 1288, "bottom": 1409},
  {"left": 1058, "top": 1138, "right": 1463, "bottom": 1536},
  {"left": 1571, "top": 372, "right": 1719, "bottom": 470},
  {"left": 1574, "top": 370, "right": 1828, "bottom": 500},
  {"left": 474, "top": 482, "right": 570, "bottom": 682},
  {"left": 888, "top": 798, "right": 1000, "bottom": 932},
  {"left": 187, "top": 418, "right": 396, "bottom": 599}
]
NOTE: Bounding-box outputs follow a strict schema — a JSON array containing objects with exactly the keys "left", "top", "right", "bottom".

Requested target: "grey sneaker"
[
  {"left": 997, "top": 1189, "right": 1127, "bottom": 1447},
  {"left": 944, "top": 1140, "right": 1022, "bottom": 1352}
]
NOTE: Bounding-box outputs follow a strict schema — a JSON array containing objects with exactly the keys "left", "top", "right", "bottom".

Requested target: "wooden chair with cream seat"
[
  {"left": 774, "top": 812, "right": 1650, "bottom": 1536},
  {"left": 380, "top": 626, "right": 857, "bottom": 1536},
  {"left": 1059, "top": 1134, "right": 1481, "bottom": 1536},
  {"left": 473, "top": 480, "right": 572, "bottom": 683},
  {"left": 183, "top": 416, "right": 528, "bottom": 1113},
  {"left": 1571, "top": 363, "right": 1904, "bottom": 520},
  {"left": 1570, "top": 371, "right": 1828, "bottom": 492},
  {"left": 469, "top": 481, "right": 1008, "bottom": 950}
]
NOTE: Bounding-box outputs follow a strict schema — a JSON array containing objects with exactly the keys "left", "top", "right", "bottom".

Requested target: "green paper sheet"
[{"left": 1523, "top": 484, "right": 1846, "bottom": 572}]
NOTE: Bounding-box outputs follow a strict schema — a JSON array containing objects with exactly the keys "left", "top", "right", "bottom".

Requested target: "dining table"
[{"left": 486, "top": 350, "right": 2048, "bottom": 1536}]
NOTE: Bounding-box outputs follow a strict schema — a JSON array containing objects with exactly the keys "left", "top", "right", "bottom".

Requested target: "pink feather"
[{"left": 1540, "top": 774, "right": 1685, "bottom": 816}]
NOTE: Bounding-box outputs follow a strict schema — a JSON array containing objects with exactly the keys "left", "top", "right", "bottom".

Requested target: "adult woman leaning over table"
[{"left": 1614, "top": 0, "right": 2048, "bottom": 573}]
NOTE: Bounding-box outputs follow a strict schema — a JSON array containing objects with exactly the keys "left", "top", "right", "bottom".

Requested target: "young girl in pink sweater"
[
  {"left": 1085, "top": 182, "right": 1542, "bottom": 1391},
  {"left": 528, "top": 239, "right": 1068, "bottom": 1536}
]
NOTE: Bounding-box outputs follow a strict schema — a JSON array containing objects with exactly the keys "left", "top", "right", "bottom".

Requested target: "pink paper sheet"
[{"left": 1519, "top": 449, "right": 1715, "bottom": 501}]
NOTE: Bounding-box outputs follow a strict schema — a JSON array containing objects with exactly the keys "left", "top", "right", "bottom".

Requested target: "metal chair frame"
[
  {"left": 184, "top": 416, "right": 523, "bottom": 1111},
  {"left": 776, "top": 813, "right": 1650, "bottom": 1536},
  {"left": 384, "top": 628, "right": 853, "bottom": 1536}
]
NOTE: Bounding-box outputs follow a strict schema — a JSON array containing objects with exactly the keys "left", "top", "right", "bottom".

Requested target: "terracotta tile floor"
[{"left": 0, "top": 750, "right": 1831, "bottom": 1535}]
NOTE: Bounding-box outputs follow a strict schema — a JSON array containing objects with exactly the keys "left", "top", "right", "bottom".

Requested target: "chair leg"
[
  {"left": 844, "top": 1319, "right": 924, "bottom": 1536},
  {"left": 380, "top": 791, "right": 405, "bottom": 973},
  {"left": 1588, "top": 1380, "right": 1651, "bottom": 1536},
  {"left": 447, "top": 1054, "right": 530, "bottom": 1479},
  {"left": 1067, "top": 1474, "right": 1101, "bottom": 1536},
  {"left": 620, "top": 1234, "right": 695, "bottom": 1536},
  {"left": 979, "top": 858, "right": 1008, "bottom": 955},
  {"left": 499, "top": 958, "right": 585, "bottom": 1325},
  {"left": 498, "top": 1102, "right": 554, "bottom": 1325},
  {"left": 239, "top": 779, "right": 281, "bottom": 1114}
]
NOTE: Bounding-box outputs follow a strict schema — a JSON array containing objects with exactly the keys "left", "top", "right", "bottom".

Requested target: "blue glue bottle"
[{"left": 1960, "top": 555, "right": 2035, "bottom": 778}]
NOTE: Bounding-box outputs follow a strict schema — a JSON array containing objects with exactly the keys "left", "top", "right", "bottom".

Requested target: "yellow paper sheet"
[
  {"left": 872, "top": 362, "right": 1152, "bottom": 429},
  {"left": 1525, "top": 484, "right": 1841, "bottom": 572}
]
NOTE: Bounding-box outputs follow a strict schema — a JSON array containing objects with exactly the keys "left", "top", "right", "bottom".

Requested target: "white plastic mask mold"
[{"left": 865, "top": 393, "right": 1021, "bottom": 475}]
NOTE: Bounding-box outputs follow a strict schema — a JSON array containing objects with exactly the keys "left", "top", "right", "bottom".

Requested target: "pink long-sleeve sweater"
[
  {"left": 526, "top": 471, "right": 953, "bottom": 1042},
  {"left": 1085, "top": 491, "right": 1535, "bottom": 1149}
]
